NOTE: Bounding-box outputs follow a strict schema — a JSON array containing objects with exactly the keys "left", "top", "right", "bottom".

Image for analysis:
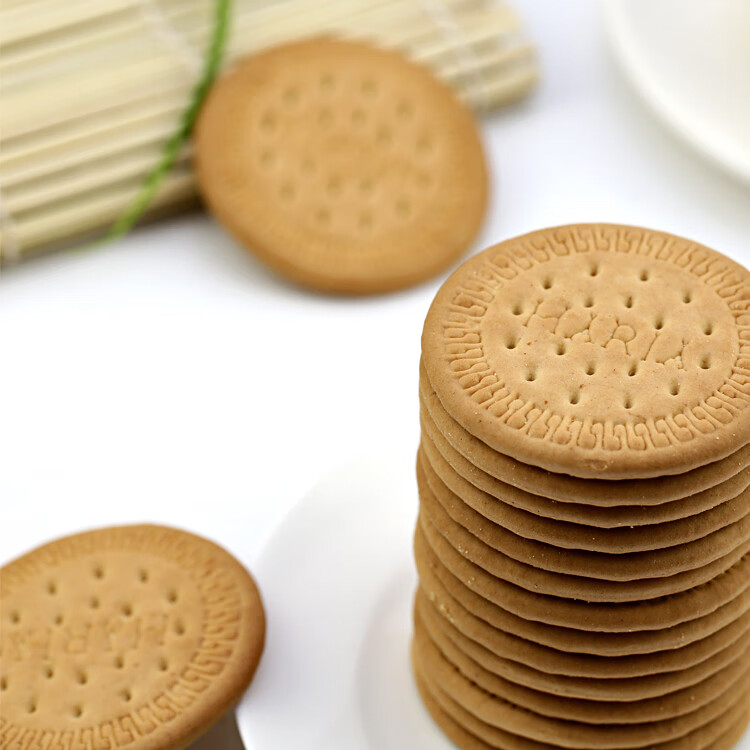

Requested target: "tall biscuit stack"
[{"left": 413, "top": 225, "right": 750, "bottom": 750}]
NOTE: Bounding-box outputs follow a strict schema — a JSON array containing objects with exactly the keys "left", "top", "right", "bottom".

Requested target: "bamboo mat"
[{"left": 0, "top": 0, "right": 537, "bottom": 264}]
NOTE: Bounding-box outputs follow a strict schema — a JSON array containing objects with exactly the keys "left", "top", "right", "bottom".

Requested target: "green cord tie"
[{"left": 103, "top": 0, "right": 232, "bottom": 243}]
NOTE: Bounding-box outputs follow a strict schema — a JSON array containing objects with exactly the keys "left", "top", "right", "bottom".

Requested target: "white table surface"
[{"left": 2, "top": 0, "right": 750, "bottom": 671}]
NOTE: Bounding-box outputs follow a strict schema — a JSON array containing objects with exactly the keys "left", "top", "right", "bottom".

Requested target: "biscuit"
[
  {"left": 414, "top": 609, "right": 750, "bottom": 723},
  {"left": 419, "top": 360, "right": 750, "bottom": 504},
  {"left": 417, "top": 490, "right": 750, "bottom": 603},
  {"left": 420, "top": 402, "right": 750, "bottom": 528},
  {"left": 414, "top": 617, "right": 750, "bottom": 748},
  {"left": 415, "top": 579, "right": 750, "bottom": 689},
  {"left": 421, "top": 225, "right": 750, "bottom": 478},
  {"left": 419, "top": 446, "right": 750, "bottom": 581},
  {"left": 420, "top": 462, "right": 750, "bottom": 603},
  {"left": 414, "top": 650, "right": 750, "bottom": 750},
  {"left": 419, "top": 586, "right": 750, "bottom": 703},
  {"left": 419, "top": 440, "right": 750, "bottom": 553},
  {"left": 415, "top": 525, "right": 750, "bottom": 657},
  {"left": 195, "top": 38, "right": 488, "bottom": 294},
  {"left": 0, "top": 525, "right": 265, "bottom": 750},
  {"left": 417, "top": 519, "right": 750, "bottom": 632}
]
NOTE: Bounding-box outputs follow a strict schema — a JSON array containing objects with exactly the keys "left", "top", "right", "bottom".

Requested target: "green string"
[{"left": 103, "top": 0, "right": 232, "bottom": 242}]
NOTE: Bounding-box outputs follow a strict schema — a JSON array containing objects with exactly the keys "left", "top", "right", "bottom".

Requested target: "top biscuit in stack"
[{"left": 422, "top": 224, "right": 750, "bottom": 480}]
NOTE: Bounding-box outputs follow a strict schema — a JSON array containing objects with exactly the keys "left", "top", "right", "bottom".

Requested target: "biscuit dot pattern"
[
  {"left": 1, "top": 553, "right": 197, "bottom": 730},
  {"left": 250, "top": 69, "right": 439, "bottom": 242},
  {"left": 483, "top": 254, "right": 732, "bottom": 421},
  {"left": 0, "top": 527, "right": 258, "bottom": 748},
  {"left": 428, "top": 226, "right": 750, "bottom": 474}
]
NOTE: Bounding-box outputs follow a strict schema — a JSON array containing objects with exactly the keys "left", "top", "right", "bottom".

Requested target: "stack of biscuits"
[{"left": 413, "top": 225, "right": 750, "bottom": 750}]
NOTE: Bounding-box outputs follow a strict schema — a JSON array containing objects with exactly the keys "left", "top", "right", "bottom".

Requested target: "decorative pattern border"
[{"left": 439, "top": 225, "right": 750, "bottom": 454}]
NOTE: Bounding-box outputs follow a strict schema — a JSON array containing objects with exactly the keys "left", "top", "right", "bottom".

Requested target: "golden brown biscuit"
[
  {"left": 417, "top": 519, "right": 750, "bottom": 632},
  {"left": 413, "top": 650, "right": 750, "bottom": 750},
  {"left": 419, "top": 364, "right": 750, "bottom": 504},
  {"left": 414, "top": 615, "right": 750, "bottom": 748},
  {"left": 418, "top": 445, "right": 750, "bottom": 580},
  {"left": 195, "top": 38, "right": 488, "bottom": 294},
  {"left": 415, "top": 608, "right": 748, "bottom": 723},
  {"left": 0, "top": 525, "right": 265, "bottom": 750},
  {"left": 420, "top": 401, "right": 750, "bottom": 527},
  {"left": 414, "top": 525, "right": 750, "bottom": 657},
  {"left": 415, "top": 580, "right": 750, "bottom": 689},
  {"left": 421, "top": 225, "right": 750, "bottom": 478}
]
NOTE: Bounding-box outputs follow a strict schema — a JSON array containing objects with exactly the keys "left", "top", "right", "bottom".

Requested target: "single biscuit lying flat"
[
  {"left": 195, "top": 37, "right": 488, "bottom": 294},
  {"left": 0, "top": 525, "right": 265, "bottom": 750},
  {"left": 422, "top": 224, "right": 750, "bottom": 478}
]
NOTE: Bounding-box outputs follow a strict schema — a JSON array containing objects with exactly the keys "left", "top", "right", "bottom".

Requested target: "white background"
[{"left": 2, "top": 0, "right": 750, "bottom": 574}]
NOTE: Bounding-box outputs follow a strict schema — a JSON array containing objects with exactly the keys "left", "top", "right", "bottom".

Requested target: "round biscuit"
[
  {"left": 195, "top": 37, "right": 488, "bottom": 294},
  {"left": 0, "top": 525, "right": 265, "bottom": 750},
  {"left": 422, "top": 225, "right": 750, "bottom": 477}
]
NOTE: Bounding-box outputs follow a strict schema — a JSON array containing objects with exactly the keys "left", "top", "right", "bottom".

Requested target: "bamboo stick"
[
  {"left": 1, "top": 95, "right": 186, "bottom": 168},
  {"left": 3, "top": 5, "right": 519, "bottom": 144},
  {"left": 3, "top": 39, "right": 532, "bottom": 189},
  {"left": 6, "top": 144, "right": 192, "bottom": 214},
  {"left": 5, "top": 170, "right": 197, "bottom": 256},
  {"left": 0, "top": 0, "right": 136, "bottom": 48},
  {"left": 0, "top": 0, "right": 536, "bottom": 264}
]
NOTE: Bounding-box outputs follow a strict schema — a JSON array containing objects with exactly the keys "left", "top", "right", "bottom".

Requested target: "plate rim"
[
  {"left": 234, "top": 450, "right": 455, "bottom": 749},
  {"left": 603, "top": 0, "right": 750, "bottom": 184}
]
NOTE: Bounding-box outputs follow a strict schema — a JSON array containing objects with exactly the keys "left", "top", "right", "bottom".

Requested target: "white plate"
[
  {"left": 236, "top": 450, "right": 750, "bottom": 750},
  {"left": 604, "top": 0, "right": 750, "bottom": 183},
  {"left": 237, "top": 450, "right": 456, "bottom": 749}
]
